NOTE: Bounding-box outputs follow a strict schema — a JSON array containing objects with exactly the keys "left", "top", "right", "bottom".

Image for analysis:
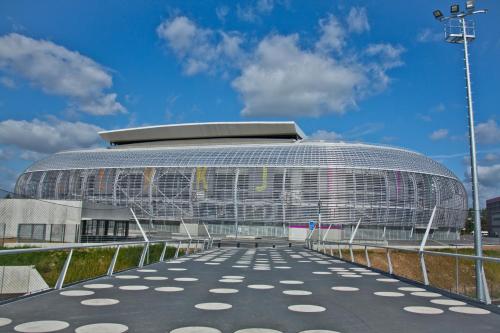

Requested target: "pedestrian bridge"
[{"left": 0, "top": 245, "right": 498, "bottom": 333}]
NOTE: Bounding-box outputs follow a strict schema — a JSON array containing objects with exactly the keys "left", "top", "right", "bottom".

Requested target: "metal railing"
[
  {"left": 307, "top": 239, "right": 500, "bottom": 305},
  {"left": 0, "top": 236, "right": 216, "bottom": 303}
]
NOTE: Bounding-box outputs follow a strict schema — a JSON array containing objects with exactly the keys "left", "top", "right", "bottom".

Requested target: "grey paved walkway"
[{"left": 1, "top": 247, "right": 499, "bottom": 333}]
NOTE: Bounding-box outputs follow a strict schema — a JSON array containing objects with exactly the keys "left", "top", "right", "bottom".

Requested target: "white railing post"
[
  {"left": 138, "top": 242, "right": 149, "bottom": 268},
  {"left": 55, "top": 249, "right": 73, "bottom": 290},
  {"left": 107, "top": 245, "right": 121, "bottom": 276},
  {"left": 386, "top": 248, "right": 393, "bottom": 275},
  {"left": 130, "top": 208, "right": 148, "bottom": 242},
  {"left": 174, "top": 241, "right": 181, "bottom": 258},
  {"left": 365, "top": 245, "right": 371, "bottom": 268},
  {"left": 159, "top": 241, "right": 168, "bottom": 262},
  {"left": 349, "top": 218, "right": 362, "bottom": 262},
  {"left": 419, "top": 206, "right": 437, "bottom": 285}
]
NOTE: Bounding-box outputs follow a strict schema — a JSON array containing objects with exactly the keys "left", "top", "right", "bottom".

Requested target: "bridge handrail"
[
  {"left": 308, "top": 239, "right": 499, "bottom": 304},
  {"left": 0, "top": 237, "right": 218, "bottom": 256}
]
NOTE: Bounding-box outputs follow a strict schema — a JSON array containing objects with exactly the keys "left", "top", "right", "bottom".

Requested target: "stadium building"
[{"left": 14, "top": 122, "right": 467, "bottom": 241}]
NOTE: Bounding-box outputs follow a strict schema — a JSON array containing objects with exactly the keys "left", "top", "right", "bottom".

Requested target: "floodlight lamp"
[
  {"left": 466, "top": 0, "right": 475, "bottom": 11},
  {"left": 450, "top": 4, "right": 460, "bottom": 14},
  {"left": 433, "top": 10, "right": 444, "bottom": 20}
]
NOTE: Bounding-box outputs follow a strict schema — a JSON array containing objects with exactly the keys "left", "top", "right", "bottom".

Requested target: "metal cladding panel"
[{"left": 24, "top": 142, "right": 457, "bottom": 179}]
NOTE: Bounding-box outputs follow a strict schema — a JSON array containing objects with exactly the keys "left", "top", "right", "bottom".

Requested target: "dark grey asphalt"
[{"left": 1, "top": 247, "right": 499, "bottom": 333}]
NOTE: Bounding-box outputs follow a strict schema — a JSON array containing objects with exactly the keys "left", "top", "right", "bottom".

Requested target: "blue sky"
[{"left": 0, "top": 0, "right": 499, "bottom": 205}]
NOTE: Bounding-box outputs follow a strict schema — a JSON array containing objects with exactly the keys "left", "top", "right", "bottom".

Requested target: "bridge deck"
[{"left": 1, "top": 247, "right": 499, "bottom": 333}]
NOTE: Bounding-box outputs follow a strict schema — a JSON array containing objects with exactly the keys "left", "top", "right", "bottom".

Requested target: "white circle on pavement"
[
  {"left": 280, "top": 280, "right": 304, "bottom": 285},
  {"left": 60, "top": 290, "right": 94, "bottom": 297},
  {"left": 137, "top": 269, "right": 157, "bottom": 273},
  {"left": 205, "top": 262, "right": 220, "bottom": 265},
  {"left": 168, "top": 268, "right": 187, "bottom": 271},
  {"left": 81, "top": 298, "right": 120, "bottom": 306},
  {"left": 84, "top": 284, "right": 113, "bottom": 289},
  {"left": 14, "top": 320, "right": 69, "bottom": 332},
  {"left": 376, "top": 278, "right": 399, "bottom": 283},
  {"left": 234, "top": 329, "right": 283, "bottom": 333},
  {"left": 411, "top": 291, "right": 441, "bottom": 298},
  {"left": 195, "top": 302, "right": 232, "bottom": 310},
  {"left": 404, "top": 306, "right": 443, "bottom": 314},
  {"left": 283, "top": 290, "right": 312, "bottom": 296},
  {"left": 0, "top": 318, "right": 12, "bottom": 327},
  {"left": 340, "top": 274, "right": 362, "bottom": 278},
  {"left": 312, "top": 271, "right": 331, "bottom": 275},
  {"left": 115, "top": 275, "right": 139, "bottom": 279},
  {"left": 448, "top": 306, "right": 491, "bottom": 314},
  {"left": 374, "top": 292, "right": 405, "bottom": 297},
  {"left": 170, "top": 327, "right": 221, "bottom": 333},
  {"left": 430, "top": 299, "right": 466, "bottom": 306},
  {"left": 288, "top": 305, "right": 326, "bottom": 313},
  {"left": 219, "top": 279, "right": 243, "bottom": 283},
  {"left": 232, "top": 265, "right": 249, "bottom": 268},
  {"left": 175, "top": 277, "right": 198, "bottom": 282},
  {"left": 361, "top": 272, "right": 380, "bottom": 276},
  {"left": 299, "top": 331, "right": 340, "bottom": 333},
  {"left": 275, "top": 266, "right": 291, "bottom": 269},
  {"left": 223, "top": 276, "right": 245, "bottom": 279},
  {"left": 398, "top": 287, "right": 426, "bottom": 292},
  {"left": 247, "top": 284, "right": 274, "bottom": 290},
  {"left": 331, "top": 286, "right": 359, "bottom": 291},
  {"left": 119, "top": 285, "right": 149, "bottom": 291},
  {"left": 155, "top": 287, "right": 184, "bottom": 292},
  {"left": 209, "top": 288, "right": 239, "bottom": 294},
  {"left": 144, "top": 276, "right": 168, "bottom": 281},
  {"left": 75, "top": 323, "right": 128, "bottom": 333}
]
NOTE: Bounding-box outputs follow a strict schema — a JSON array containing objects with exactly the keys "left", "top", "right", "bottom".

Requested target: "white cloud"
[
  {"left": 417, "top": 28, "right": 442, "bottom": 43},
  {"left": 431, "top": 102, "right": 446, "bottom": 113},
  {"left": 0, "top": 33, "right": 125, "bottom": 115},
  {"left": 464, "top": 163, "right": 500, "bottom": 206},
  {"left": 233, "top": 34, "right": 367, "bottom": 117},
  {"left": 365, "top": 43, "right": 405, "bottom": 69},
  {"left": 0, "top": 118, "right": 103, "bottom": 154},
  {"left": 347, "top": 7, "right": 370, "bottom": 34},
  {"left": 160, "top": 10, "right": 404, "bottom": 118},
  {"left": 157, "top": 16, "right": 244, "bottom": 75},
  {"left": 429, "top": 128, "right": 449, "bottom": 140},
  {"left": 216, "top": 6, "right": 230, "bottom": 22},
  {"left": 484, "top": 153, "right": 499, "bottom": 162},
  {"left": 0, "top": 76, "right": 15, "bottom": 88},
  {"left": 315, "top": 15, "right": 346, "bottom": 53},
  {"left": 476, "top": 119, "right": 500, "bottom": 144},
  {"left": 309, "top": 130, "right": 343, "bottom": 141},
  {"left": 257, "top": 0, "right": 274, "bottom": 13},
  {"left": 236, "top": 0, "right": 275, "bottom": 22}
]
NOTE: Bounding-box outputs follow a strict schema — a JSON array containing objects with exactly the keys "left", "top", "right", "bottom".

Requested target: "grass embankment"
[
  {"left": 340, "top": 247, "right": 500, "bottom": 301},
  {"left": 0, "top": 244, "right": 183, "bottom": 287}
]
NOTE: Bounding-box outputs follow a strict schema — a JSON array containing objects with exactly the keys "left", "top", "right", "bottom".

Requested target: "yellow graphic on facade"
[
  {"left": 196, "top": 167, "right": 208, "bottom": 191},
  {"left": 143, "top": 167, "right": 155, "bottom": 191},
  {"left": 98, "top": 169, "right": 105, "bottom": 191},
  {"left": 255, "top": 167, "right": 268, "bottom": 192}
]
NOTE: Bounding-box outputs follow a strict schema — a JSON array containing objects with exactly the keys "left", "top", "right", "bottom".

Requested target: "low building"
[
  {"left": 486, "top": 197, "right": 500, "bottom": 237},
  {"left": 0, "top": 198, "right": 134, "bottom": 243}
]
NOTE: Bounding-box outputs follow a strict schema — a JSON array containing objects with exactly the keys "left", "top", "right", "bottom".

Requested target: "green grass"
[{"left": 0, "top": 244, "right": 184, "bottom": 287}]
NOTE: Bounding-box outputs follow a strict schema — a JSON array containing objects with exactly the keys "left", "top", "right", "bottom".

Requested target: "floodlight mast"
[{"left": 433, "top": 1, "right": 488, "bottom": 302}]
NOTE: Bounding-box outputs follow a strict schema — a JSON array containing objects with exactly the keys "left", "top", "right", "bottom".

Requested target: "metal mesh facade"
[{"left": 14, "top": 141, "right": 467, "bottom": 239}]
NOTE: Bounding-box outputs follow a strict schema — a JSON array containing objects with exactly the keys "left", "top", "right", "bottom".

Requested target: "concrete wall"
[{"left": 0, "top": 199, "right": 82, "bottom": 241}]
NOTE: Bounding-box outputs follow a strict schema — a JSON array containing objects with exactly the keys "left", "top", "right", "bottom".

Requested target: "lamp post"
[{"left": 432, "top": 0, "right": 487, "bottom": 302}]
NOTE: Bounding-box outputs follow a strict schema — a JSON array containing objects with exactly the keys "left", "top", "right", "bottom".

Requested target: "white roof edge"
[{"left": 99, "top": 121, "right": 306, "bottom": 143}]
